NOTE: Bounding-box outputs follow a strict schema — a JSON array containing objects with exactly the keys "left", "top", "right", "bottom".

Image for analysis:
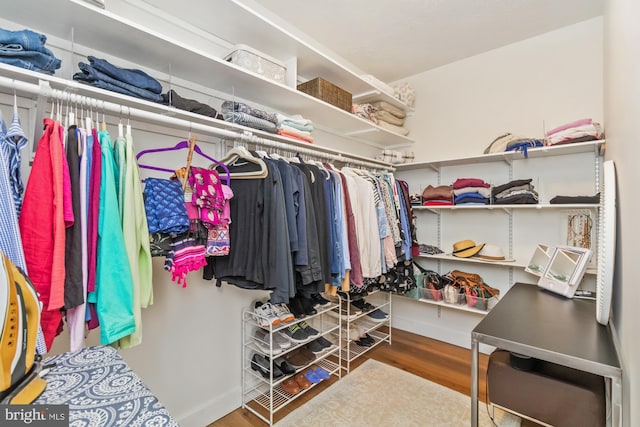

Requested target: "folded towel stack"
[
  {"left": 545, "top": 118, "right": 603, "bottom": 146},
  {"left": 376, "top": 149, "right": 414, "bottom": 164},
  {"left": 0, "top": 28, "right": 61, "bottom": 75},
  {"left": 352, "top": 100, "right": 410, "bottom": 136},
  {"left": 74, "top": 56, "right": 164, "bottom": 102},
  {"left": 484, "top": 133, "right": 544, "bottom": 156},
  {"left": 275, "top": 113, "right": 314, "bottom": 143}
]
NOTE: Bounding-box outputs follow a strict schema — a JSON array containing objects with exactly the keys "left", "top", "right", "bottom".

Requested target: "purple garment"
[
  {"left": 86, "top": 129, "right": 101, "bottom": 330},
  {"left": 339, "top": 172, "right": 363, "bottom": 288}
]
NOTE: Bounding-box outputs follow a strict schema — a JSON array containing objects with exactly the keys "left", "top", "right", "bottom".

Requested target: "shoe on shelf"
[
  {"left": 304, "top": 368, "right": 323, "bottom": 384},
  {"left": 346, "top": 326, "right": 364, "bottom": 342},
  {"left": 298, "top": 295, "right": 317, "bottom": 316},
  {"left": 274, "top": 331, "right": 292, "bottom": 349},
  {"left": 253, "top": 329, "right": 282, "bottom": 355},
  {"left": 362, "top": 333, "right": 376, "bottom": 345},
  {"left": 281, "top": 377, "right": 301, "bottom": 395},
  {"left": 251, "top": 353, "right": 283, "bottom": 379},
  {"left": 313, "top": 336, "right": 334, "bottom": 350},
  {"left": 293, "top": 372, "right": 312, "bottom": 389},
  {"left": 355, "top": 337, "right": 373, "bottom": 347},
  {"left": 282, "top": 323, "right": 309, "bottom": 343},
  {"left": 287, "top": 296, "right": 306, "bottom": 319},
  {"left": 305, "top": 339, "right": 325, "bottom": 354},
  {"left": 274, "top": 357, "right": 297, "bottom": 375},
  {"left": 311, "top": 366, "right": 331, "bottom": 380},
  {"left": 327, "top": 306, "right": 358, "bottom": 320},
  {"left": 285, "top": 347, "right": 316, "bottom": 369},
  {"left": 253, "top": 300, "right": 281, "bottom": 328},
  {"left": 271, "top": 302, "right": 295, "bottom": 323},
  {"left": 297, "top": 320, "right": 319, "bottom": 337},
  {"left": 348, "top": 303, "right": 363, "bottom": 315},
  {"left": 366, "top": 309, "right": 388, "bottom": 322},
  {"left": 351, "top": 298, "right": 375, "bottom": 312},
  {"left": 310, "top": 293, "right": 331, "bottom": 307}
]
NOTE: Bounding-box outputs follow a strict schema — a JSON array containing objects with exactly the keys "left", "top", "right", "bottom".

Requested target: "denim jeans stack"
[
  {"left": 73, "top": 56, "right": 164, "bottom": 103},
  {"left": 0, "top": 28, "right": 61, "bottom": 75}
]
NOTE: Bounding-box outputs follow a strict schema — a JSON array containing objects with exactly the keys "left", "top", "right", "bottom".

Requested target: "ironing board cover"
[{"left": 36, "top": 346, "right": 178, "bottom": 426}]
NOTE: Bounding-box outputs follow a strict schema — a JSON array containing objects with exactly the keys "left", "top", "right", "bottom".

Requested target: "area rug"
[{"left": 274, "top": 359, "right": 520, "bottom": 427}]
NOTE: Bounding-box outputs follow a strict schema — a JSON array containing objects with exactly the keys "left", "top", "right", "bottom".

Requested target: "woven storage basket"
[{"left": 297, "top": 77, "right": 352, "bottom": 112}]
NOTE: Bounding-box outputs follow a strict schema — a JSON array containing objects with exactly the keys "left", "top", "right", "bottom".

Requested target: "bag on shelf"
[
  {"left": 444, "top": 269, "right": 500, "bottom": 309},
  {"left": 413, "top": 262, "right": 444, "bottom": 301},
  {"left": 379, "top": 260, "right": 416, "bottom": 295}
]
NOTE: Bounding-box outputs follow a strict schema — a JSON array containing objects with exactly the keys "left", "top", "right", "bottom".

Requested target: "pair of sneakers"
[
  {"left": 254, "top": 328, "right": 291, "bottom": 355},
  {"left": 282, "top": 320, "right": 319, "bottom": 343},
  {"left": 253, "top": 300, "right": 295, "bottom": 328},
  {"left": 304, "top": 366, "right": 331, "bottom": 383}
]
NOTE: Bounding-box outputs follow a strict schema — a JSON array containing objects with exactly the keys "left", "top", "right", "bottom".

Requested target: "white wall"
[
  {"left": 402, "top": 18, "right": 603, "bottom": 162},
  {"left": 603, "top": 1, "right": 640, "bottom": 425},
  {"left": 392, "top": 18, "right": 604, "bottom": 350}
]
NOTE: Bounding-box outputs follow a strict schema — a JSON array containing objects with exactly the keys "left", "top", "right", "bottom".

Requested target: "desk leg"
[{"left": 471, "top": 337, "right": 479, "bottom": 427}]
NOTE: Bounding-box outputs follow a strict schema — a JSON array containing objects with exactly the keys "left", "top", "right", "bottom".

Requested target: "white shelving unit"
[
  {"left": 334, "top": 291, "right": 392, "bottom": 373},
  {"left": 241, "top": 302, "right": 342, "bottom": 426},
  {"left": 1, "top": 0, "right": 414, "bottom": 149},
  {"left": 397, "top": 140, "right": 605, "bottom": 317}
]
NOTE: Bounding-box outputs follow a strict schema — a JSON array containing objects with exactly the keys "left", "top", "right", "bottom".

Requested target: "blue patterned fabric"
[
  {"left": 37, "top": 346, "right": 178, "bottom": 426},
  {"left": 143, "top": 178, "right": 189, "bottom": 234},
  {"left": 0, "top": 110, "right": 29, "bottom": 215}
]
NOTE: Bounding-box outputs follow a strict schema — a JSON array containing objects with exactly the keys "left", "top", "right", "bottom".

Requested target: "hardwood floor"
[{"left": 210, "top": 328, "right": 537, "bottom": 427}]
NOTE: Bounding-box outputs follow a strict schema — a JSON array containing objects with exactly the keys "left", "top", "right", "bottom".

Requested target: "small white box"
[{"left": 224, "top": 44, "right": 286, "bottom": 85}]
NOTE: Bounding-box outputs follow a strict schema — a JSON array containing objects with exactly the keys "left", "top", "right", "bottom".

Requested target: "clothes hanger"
[
  {"left": 118, "top": 106, "right": 124, "bottom": 138},
  {"left": 136, "top": 137, "right": 231, "bottom": 185},
  {"left": 218, "top": 145, "right": 268, "bottom": 179}
]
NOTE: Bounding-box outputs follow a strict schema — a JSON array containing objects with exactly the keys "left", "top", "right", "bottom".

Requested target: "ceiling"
[{"left": 252, "top": 0, "right": 604, "bottom": 82}]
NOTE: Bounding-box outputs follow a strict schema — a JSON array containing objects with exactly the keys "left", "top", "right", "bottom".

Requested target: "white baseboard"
[{"left": 174, "top": 386, "right": 241, "bottom": 427}]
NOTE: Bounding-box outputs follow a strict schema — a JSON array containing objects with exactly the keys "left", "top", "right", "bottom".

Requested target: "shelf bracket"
[{"left": 427, "top": 164, "right": 440, "bottom": 173}]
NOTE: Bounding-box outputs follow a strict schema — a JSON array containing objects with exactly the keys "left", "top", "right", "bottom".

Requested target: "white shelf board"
[
  {"left": 416, "top": 252, "right": 597, "bottom": 275},
  {"left": 418, "top": 253, "right": 526, "bottom": 268},
  {"left": 397, "top": 140, "right": 605, "bottom": 170},
  {"left": 1, "top": 0, "right": 414, "bottom": 148},
  {"left": 143, "top": 0, "right": 413, "bottom": 112},
  {"left": 413, "top": 203, "right": 600, "bottom": 211},
  {"left": 404, "top": 295, "right": 490, "bottom": 315},
  {"left": 351, "top": 89, "right": 413, "bottom": 113}
]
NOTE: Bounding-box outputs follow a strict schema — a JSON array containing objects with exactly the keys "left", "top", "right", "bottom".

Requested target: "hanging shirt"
[
  {"left": 67, "top": 128, "right": 89, "bottom": 352},
  {"left": 19, "top": 118, "right": 67, "bottom": 350},
  {"left": 116, "top": 133, "right": 153, "bottom": 349},
  {"left": 88, "top": 130, "right": 135, "bottom": 345},
  {"left": 0, "top": 110, "right": 29, "bottom": 215},
  {"left": 64, "top": 126, "right": 83, "bottom": 309},
  {"left": 0, "top": 139, "right": 27, "bottom": 271}
]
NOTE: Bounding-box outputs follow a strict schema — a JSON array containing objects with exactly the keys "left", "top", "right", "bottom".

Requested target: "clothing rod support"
[{"left": 0, "top": 75, "right": 393, "bottom": 171}]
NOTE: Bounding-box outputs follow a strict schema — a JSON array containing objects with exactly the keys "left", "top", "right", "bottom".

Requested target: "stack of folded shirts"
[
  {"left": 452, "top": 178, "right": 491, "bottom": 205},
  {"left": 545, "top": 118, "right": 603, "bottom": 146},
  {"left": 371, "top": 101, "right": 409, "bottom": 136},
  {"left": 74, "top": 55, "right": 164, "bottom": 102},
  {"left": 421, "top": 184, "right": 453, "bottom": 206},
  {"left": 276, "top": 113, "right": 314, "bottom": 143},
  {"left": 221, "top": 100, "right": 278, "bottom": 133},
  {"left": 162, "top": 90, "right": 221, "bottom": 119},
  {"left": 0, "top": 28, "right": 61, "bottom": 75},
  {"left": 492, "top": 178, "right": 538, "bottom": 204}
]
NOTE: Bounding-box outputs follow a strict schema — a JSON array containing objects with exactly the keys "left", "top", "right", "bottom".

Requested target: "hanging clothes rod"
[{"left": 0, "top": 74, "right": 394, "bottom": 171}]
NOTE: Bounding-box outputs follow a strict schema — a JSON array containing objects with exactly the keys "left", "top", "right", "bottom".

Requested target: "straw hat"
[{"left": 452, "top": 240, "right": 485, "bottom": 258}]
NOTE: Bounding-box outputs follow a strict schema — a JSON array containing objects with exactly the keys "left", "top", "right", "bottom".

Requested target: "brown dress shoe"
[
  {"left": 281, "top": 377, "right": 301, "bottom": 395},
  {"left": 293, "top": 372, "right": 312, "bottom": 389}
]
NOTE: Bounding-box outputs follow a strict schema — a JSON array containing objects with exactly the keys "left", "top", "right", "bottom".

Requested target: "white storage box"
[{"left": 224, "top": 44, "right": 286, "bottom": 85}]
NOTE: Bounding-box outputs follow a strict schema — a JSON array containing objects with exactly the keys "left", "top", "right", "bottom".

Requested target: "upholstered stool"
[{"left": 487, "top": 349, "right": 606, "bottom": 427}]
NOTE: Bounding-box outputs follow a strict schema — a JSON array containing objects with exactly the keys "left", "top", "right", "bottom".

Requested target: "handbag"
[
  {"left": 413, "top": 262, "right": 443, "bottom": 301},
  {"left": 445, "top": 269, "right": 500, "bottom": 309}
]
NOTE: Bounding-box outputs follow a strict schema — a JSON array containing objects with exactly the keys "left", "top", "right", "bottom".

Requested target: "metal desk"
[{"left": 471, "top": 283, "right": 622, "bottom": 427}]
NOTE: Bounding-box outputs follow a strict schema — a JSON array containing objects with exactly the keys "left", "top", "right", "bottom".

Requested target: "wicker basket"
[{"left": 297, "top": 77, "right": 352, "bottom": 112}]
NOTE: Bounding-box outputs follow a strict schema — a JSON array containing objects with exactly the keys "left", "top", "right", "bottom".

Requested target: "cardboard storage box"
[
  {"left": 224, "top": 44, "right": 286, "bottom": 85},
  {"left": 297, "top": 77, "right": 352, "bottom": 112}
]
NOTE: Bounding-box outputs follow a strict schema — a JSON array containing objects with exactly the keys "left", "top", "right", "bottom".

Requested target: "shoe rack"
[
  {"left": 241, "top": 299, "right": 342, "bottom": 426},
  {"left": 334, "top": 290, "right": 392, "bottom": 373}
]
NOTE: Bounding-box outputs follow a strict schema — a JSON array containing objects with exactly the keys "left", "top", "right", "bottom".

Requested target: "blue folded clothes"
[
  {"left": 0, "top": 28, "right": 61, "bottom": 74},
  {"left": 74, "top": 57, "right": 164, "bottom": 103},
  {"left": 85, "top": 56, "right": 162, "bottom": 94},
  {"left": 454, "top": 192, "right": 490, "bottom": 205}
]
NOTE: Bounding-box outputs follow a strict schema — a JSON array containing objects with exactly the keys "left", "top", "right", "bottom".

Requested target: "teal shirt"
[{"left": 92, "top": 130, "right": 136, "bottom": 344}]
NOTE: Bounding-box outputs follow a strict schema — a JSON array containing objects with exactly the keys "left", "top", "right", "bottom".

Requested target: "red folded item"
[{"left": 452, "top": 178, "right": 490, "bottom": 189}]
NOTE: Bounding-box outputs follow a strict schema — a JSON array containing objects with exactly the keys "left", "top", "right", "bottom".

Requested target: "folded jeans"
[
  {"left": 74, "top": 62, "right": 164, "bottom": 102},
  {"left": 86, "top": 55, "right": 163, "bottom": 94}
]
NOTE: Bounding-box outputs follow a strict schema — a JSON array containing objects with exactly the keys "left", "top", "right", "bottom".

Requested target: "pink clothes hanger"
[{"left": 136, "top": 140, "right": 231, "bottom": 185}]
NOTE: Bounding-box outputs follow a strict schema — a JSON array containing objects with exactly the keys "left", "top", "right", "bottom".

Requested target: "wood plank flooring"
[{"left": 210, "top": 328, "right": 538, "bottom": 426}]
